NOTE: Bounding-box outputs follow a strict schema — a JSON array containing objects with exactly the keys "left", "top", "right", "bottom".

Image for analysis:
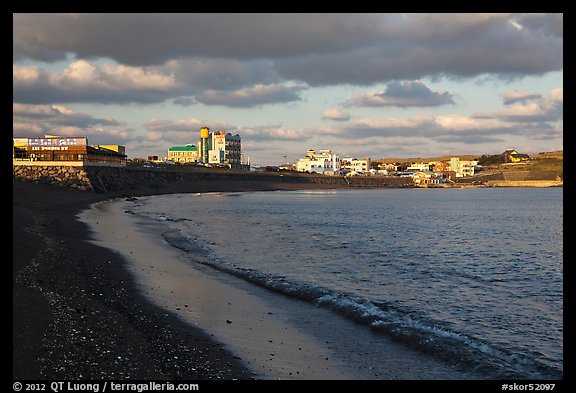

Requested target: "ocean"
[{"left": 124, "top": 187, "right": 563, "bottom": 379}]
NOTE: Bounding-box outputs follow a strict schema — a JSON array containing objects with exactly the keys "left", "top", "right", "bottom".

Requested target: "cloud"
[
  {"left": 13, "top": 14, "right": 389, "bottom": 65},
  {"left": 14, "top": 13, "right": 563, "bottom": 86},
  {"left": 144, "top": 117, "right": 312, "bottom": 143},
  {"left": 500, "top": 89, "right": 542, "bottom": 105},
  {"left": 476, "top": 87, "right": 563, "bottom": 123},
  {"left": 13, "top": 102, "right": 122, "bottom": 129},
  {"left": 159, "top": 58, "right": 279, "bottom": 91},
  {"left": 13, "top": 60, "right": 180, "bottom": 104},
  {"left": 350, "top": 81, "right": 455, "bottom": 107},
  {"left": 172, "top": 97, "right": 196, "bottom": 106},
  {"left": 548, "top": 87, "right": 563, "bottom": 103},
  {"left": 321, "top": 108, "right": 350, "bottom": 121},
  {"left": 238, "top": 125, "right": 313, "bottom": 141},
  {"left": 144, "top": 117, "right": 245, "bottom": 145},
  {"left": 274, "top": 14, "right": 563, "bottom": 85},
  {"left": 145, "top": 117, "right": 233, "bottom": 133},
  {"left": 317, "top": 95, "right": 562, "bottom": 143},
  {"left": 196, "top": 83, "right": 306, "bottom": 107},
  {"left": 13, "top": 58, "right": 298, "bottom": 107},
  {"left": 515, "top": 13, "right": 563, "bottom": 38},
  {"left": 13, "top": 102, "right": 130, "bottom": 142}
]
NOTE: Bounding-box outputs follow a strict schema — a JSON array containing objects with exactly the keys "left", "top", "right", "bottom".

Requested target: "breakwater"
[{"left": 13, "top": 165, "right": 413, "bottom": 194}]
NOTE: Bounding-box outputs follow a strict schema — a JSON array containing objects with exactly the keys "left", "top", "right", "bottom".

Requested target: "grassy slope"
[
  {"left": 375, "top": 155, "right": 479, "bottom": 163},
  {"left": 476, "top": 151, "right": 563, "bottom": 181}
]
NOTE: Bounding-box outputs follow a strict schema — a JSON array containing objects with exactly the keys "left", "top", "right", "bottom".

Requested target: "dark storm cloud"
[
  {"left": 273, "top": 33, "right": 562, "bottom": 86},
  {"left": 158, "top": 58, "right": 279, "bottom": 92},
  {"left": 14, "top": 13, "right": 563, "bottom": 87},
  {"left": 516, "top": 13, "right": 563, "bottom": 38},
  {"left": 13, "top": 13, "right": 385, "bottom": 65}
]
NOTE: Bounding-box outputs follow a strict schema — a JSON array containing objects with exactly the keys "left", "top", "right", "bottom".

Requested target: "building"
[
  {"left": 177, "top": 127, "right": 248, "bottom": 169},
  {"left": 208, "top": 131, "right": 242, "bottom": 167},
  {"left": 198, "top": 127, "right": 210, "bottom": 163},
  {"left": 503, "top": 149, "right": 530, "bottom": 163},
  {"left": 167, "top": 144, "right": 198, "bottom": 163},
  {"left": 433, "top": 161, "right": 450, "bottom": 172},
  {"left": 167, "top": 127, "right": 246, "bottom": 168},
  {"left": 13, "top": 135, "right": 127, "bottom": 167},
  {"left": 412, "top": 170, "right": 445, "bottom": 186},
  {"left": 449, "top": 157, "right": 478, "bottom": 177},
  {"left": 407, "top": 162, "right": 432, "bottom": 172},
  {"left": 378, "top": 162, "right": 401, "bottom": 173},
  {"left": 296, "top": 149, "right": 341, "bottom": 174},
  {"left": 342, "top": 157, "right": 371, "bottom": 173},
  {"left": 98, "top": 145, "right": 126, "bottom": 155},
  {"left": 440, "top": 170, "right": 457, "bottom": 182}
]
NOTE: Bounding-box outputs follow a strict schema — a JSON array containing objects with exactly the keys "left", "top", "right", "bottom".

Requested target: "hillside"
[
  {"left": 464, "top": 150, "right": 563, "bottom": 183},
  {"left": 375, "top": 155, "right": 479, "bottom": 163},
  {"left": 479, "top": 150, "right": 562, "bottom": 173},
  {"left": 374, "top": 150, "right": 563, "bottom": 183}
]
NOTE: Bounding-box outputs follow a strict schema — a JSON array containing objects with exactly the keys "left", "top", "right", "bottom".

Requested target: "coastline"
[
  {"left": 13, "top": 182, "right": 254, "bottom": 379},
  {"left": 79, "top": 196, "right": 489, "bottom": 380},
  {"left": 78, "top": 199, "right": 358, "bottom": 380},
  {"left": 14, "top": 179, "right": 330, "bottom": 380},
  {"left": 13, "top": 179, "right": 559, "bottom": 381}
]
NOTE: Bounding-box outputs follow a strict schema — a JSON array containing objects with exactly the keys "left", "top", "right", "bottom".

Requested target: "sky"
[{"left": 13, "top": 13, "right": 563, "bottom": 166}]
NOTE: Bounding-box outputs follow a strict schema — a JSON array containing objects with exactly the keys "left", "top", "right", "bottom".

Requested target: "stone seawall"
[
  {"left": 13, "top": 165, "right": 413, "bottom": 194},
  {"left": 484, "top": 180, "right": 563, "bottom": 187},
  {"left": 13, "top": 165, "right": 94, "bottom": 190}
]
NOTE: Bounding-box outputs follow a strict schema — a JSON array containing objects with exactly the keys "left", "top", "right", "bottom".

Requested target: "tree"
[{"left": 477, "top": 154, "right": 505, "bottom": 166}]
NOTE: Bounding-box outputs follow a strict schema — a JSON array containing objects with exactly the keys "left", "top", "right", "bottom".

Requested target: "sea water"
[{"left": 126, "top": 187, "right": 563, "bottom": 379}]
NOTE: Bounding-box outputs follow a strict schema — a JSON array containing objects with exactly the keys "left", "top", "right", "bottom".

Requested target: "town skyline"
[{"left": 13, "top": 13, "right": 563, "bottom": 166}]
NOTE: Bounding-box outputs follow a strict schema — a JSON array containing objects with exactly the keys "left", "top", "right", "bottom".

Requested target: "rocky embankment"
[
  {"left": 456, "top": 168, "right": 563, "bottom": 187},
  {"left": 13, "top": 165, "right": 413, "bottom": 194}
]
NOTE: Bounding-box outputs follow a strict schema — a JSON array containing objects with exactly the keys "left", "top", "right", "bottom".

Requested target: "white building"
[
  {"left": 407, "top": 162, "right": 432, "bottom": 172},
  {"left": 207, "top": 131, "right": 242, "bottom": 166},
  {"left": 342, "top": 157, "right": 371, "bottom": 173},
  {"left": 296, "top": 149, "right": 341, "bottom": 174},
  {"left": 449, "top": 157, "right": 478, "bottom": 177}
]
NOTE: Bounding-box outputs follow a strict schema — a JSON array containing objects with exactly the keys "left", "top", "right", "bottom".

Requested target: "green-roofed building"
[{"left": 167, "top": 144, "right": 199, "bottom": 163}]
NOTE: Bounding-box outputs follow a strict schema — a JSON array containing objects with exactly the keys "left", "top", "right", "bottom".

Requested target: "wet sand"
[
  {"left": 78, "top": 196, "right": 488, "bottom": 380},
  {"left": 14, "top": 179, "right": 497, "bottom": 383},
  {"left": 14, "top": 178, "right": 329, "bottom": 380},
  {"left": 13, "top": 178, "right": 351, "bottom": 380},
  {"left": 13, "top": 182, "right": 255, "bottom": 380}
]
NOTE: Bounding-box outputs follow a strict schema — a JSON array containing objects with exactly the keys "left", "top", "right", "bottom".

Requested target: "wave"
[{"left": 159, "top": 227, "right": 562, "bottom": 380}]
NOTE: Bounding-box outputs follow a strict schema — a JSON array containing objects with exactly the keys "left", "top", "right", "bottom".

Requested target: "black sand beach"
[
  {"left": 14, "top": 179, "right": 331, "bottom": 380},
  {"left": 14, "top": 179, "right": 541, "bottom": 383}
]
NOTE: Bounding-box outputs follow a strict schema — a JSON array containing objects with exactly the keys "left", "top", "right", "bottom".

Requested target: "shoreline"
[
  {"left": 78, "top": 199, "right": 358, "bottom": 379},
  {"left": 13, "top": 179, "right": 559, "bottom": 381},
  {"left": 14, "top": 178, "right": 370, "bottom": 380},
  {"left": 79, "top": 196, "right": 488, "bottom": 380},
  {"left": 14, "top": 179, "right": 331, "bottom": 380}
]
